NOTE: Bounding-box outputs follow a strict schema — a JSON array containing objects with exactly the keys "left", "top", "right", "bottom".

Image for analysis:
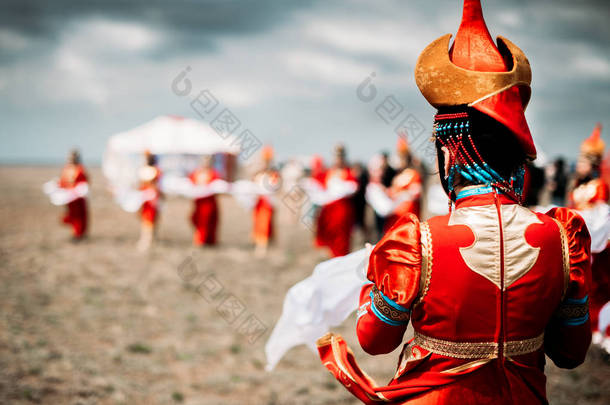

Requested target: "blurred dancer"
[
  {"left": 351, "top": 162, "right": 370, "bottom": 242},
  {"left": 319, "top": 2, "right": 592, "bottom": 403},
  {"left": 59, "top": 149, "right": 88, "bottom": 239},
  {"left": 373, "top": 152, "right": 396, "bottom": 235},
  {"left": 382, "top": 137, "right": 422, "bottom": 231},
  {"left": 569, "top": 124, "right": 609, "bottom": 338},
  {"left": 523, "top": 161, "right": 545, "bottom": 207},
  {"left": 569, "top": 123, "right": 609, "bottom": 209},
  {"left": 548, "top": 158, "right": 568, "bottom": 206},
  {"left": 299, "top": 155, "right": 327, "bottom": 231},
  {"left": 315, "top": 144, "right": 357, "bottom": 257},
  {"left": 253, "top": 146, "right": 280, "bottom": 257},
  {"left": 310, "top": 155, "right": 326, "bottom": 187},
  {"left": 189, "top": 156, "right": 220, "bottom": 246},
  {"left": 137, "top": 151, "right": 161, "bottom": 251}
]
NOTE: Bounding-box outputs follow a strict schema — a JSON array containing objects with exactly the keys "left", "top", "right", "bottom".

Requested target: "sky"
[{"left": 0, "top": 0, "right": 609, "bottom": 165}]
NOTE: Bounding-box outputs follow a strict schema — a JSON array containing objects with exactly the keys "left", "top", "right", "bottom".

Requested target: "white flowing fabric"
[
  {"left": 114, "top": 188, "right": 157, "bottom": 213},
  {"left": 365, "top": 183, "right": 394, "bottom": 217},
  {"left": 300, "top": 177, "right": 357, "bottom": 206},
  {"left": 599, "top": 302, "right": 610, "bottom": 337},
  {"left": 160, "top": 177, "right": 230, "bottom": 199},
  {"left": 597, "top": 302, "right": 610, "bottom": 354},
  {"left": 364, "top": 183, "right": 416, "bottom": 217},
  {"left": 265, "top": 247, "right": 370, "bottom": 371},
  {"left": 43, "top": 180, "right": 89, "bottom": 206},
  {"left": 230, "top": 179, "right": 276, "bottom": 210}
]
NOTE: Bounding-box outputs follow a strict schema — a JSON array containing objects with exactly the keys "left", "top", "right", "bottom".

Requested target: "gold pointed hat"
[{"left": 415, "top": 0, "right": 535, "bottom": 159}]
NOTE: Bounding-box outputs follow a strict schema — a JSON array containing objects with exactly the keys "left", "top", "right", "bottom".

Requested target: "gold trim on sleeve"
[
  {"left": 551, "top": 218, "right": 570, "bottom": 298},
  {"left": 414, "top": 221, "right": 432, "bottom": 306}
]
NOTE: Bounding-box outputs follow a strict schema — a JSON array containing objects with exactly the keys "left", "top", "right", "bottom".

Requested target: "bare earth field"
[{"left": 0, "top": 166, "right": 608, "bottom": 405}]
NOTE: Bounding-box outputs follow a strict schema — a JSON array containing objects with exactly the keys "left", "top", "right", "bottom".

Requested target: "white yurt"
[{"left": 102, "top": 115, "right": 240, "bottom": 194}]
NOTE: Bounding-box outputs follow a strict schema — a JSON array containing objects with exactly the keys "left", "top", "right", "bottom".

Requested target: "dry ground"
[{"left": 0, "top": 166, "right": 608, "bottom": 405}]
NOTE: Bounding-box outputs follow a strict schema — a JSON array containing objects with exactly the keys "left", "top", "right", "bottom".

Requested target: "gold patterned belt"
[{"left": 413, "top": 331, "right": 544, "bottom": 359}]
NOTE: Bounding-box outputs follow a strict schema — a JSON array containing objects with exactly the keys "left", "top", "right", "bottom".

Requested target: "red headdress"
[
  {"left": 415, "top": 0, "right": 535, "bottom": 159},
  {"left": 311, "top": 154, "right": 324, "bottom": 171},
  {"left": 261, "top": 145, "right": 274, "bottom": 162},
  {"left": 396, "top": 135, "right": 410, "bottom": 155},
  {"left": 581, "top": 123, "right": 605, "bottom": 157}
]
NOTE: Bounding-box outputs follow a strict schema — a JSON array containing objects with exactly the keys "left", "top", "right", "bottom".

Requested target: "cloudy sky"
[{"left": 1, "top": 0, "right": 609, "bottom": 165}]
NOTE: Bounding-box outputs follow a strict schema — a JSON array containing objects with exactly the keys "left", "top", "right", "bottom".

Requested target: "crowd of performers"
[
  {"left": 49, "top": 126, "right": 609, "bottom": 288},
  {"left": 49, "top": 120, "right": 609, "bottom": 327},
  {"left": 47, "top": 137, "right": 426, "bottom": 255}
]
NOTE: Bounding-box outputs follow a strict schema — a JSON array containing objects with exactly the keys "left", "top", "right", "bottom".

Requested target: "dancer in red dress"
[
  {"left": 137, "top": 151, "right": 161, "bottom": 251},
  {"left": 318, "top": 1, "right": 592, "bottom": 403},
  {"left": 253, "top": 146, "right": 280, "bottom": 257},
  {"left": 315, "top": 144, "right": 357, "bottom": 257},
  {"left": 189, "top": 156, "right": 220, "bottom": 246},
  {"left": 310, "top": 154, "right": 327, "bottom": 187},
  {"left": 569, "top": 124, "right": 609, "bottom": 209},
  {"left": 383, "top": 138, "right": 423, "bottom": 231},
  {"left": 59, "top": 149, "right": 88, "bottom": 239},
  {"left": 569, "top": 123, "right": 609, "bottom": 337}
]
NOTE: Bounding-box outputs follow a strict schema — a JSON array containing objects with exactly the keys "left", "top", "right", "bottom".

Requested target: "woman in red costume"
[
  {"left": 310, "top": 154, "right": 327, "bottom": 187},
  {"left": 569, "top": 124, "right": 610, "bottom": 339},
  {"left": 253, "top": 146, "right": 280, "bottom": 257},
  {"left": 569, "top": 124, "right": 609, "bottom": 209},
  {"left": 318, "top": 2, "right": 592, "bottom": 403},
  {"left": 137, "top": 151, "right": 161, "bottom": 251},
  {"left": 315, "top": 144, "right": 357, "bottom": 257},
  {"left": 383, "top": 138, "right": 423, "bottom": 232},
  {"left": 59, "top": 149, "right": 88, "bottom": 239},
  {"left": 189, "top": 155, "right": 220, "bottom": 246}
]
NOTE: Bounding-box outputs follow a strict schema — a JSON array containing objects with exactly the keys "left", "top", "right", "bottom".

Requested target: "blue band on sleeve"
[
  {"left": 555, "top": 295, "right": 589, "bottom": 326},
  {"left": 377, "top": 287, "right": 410, "bottom": 313},
  {"left": 564, "top": 296, "right": 588, "bottom": 305},
  {"left": 369, "top": 290, "right": 409, "bottom": 326},
  {"left": 561, "top": 313, "right": 589, "bottom": 326}
]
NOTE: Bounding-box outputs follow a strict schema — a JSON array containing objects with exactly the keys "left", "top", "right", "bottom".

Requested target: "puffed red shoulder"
[
  {"left": 367, "top": 213, "right": 421, "bottom": 307},
  {"left": 544, "top": 207, "right": 592, "bottom": 368},
  {"left": 545, "top": 207, "right": 591, "bottom": 299}
]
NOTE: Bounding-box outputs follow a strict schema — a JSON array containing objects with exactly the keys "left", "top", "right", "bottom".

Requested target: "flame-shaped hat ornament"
[
  {"left": 261, "top": 145, "right": 274, "bottom": 162},
  {"left": 396, "top": 135, "right": 409, "bottom": 155},
  {"left": 581, "top": 123, "right": 605, "bottom": 157}
]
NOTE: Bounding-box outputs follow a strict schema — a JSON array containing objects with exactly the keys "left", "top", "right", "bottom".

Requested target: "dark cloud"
[
  {"left": 0, "top": 0, "right": 319, "bottom": 61},
  {"left": 1, "top": 0, "right": 318, "bottom": 36},
  {"left": 0, "top": 0, "right": 609, "bottom": 163}
]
